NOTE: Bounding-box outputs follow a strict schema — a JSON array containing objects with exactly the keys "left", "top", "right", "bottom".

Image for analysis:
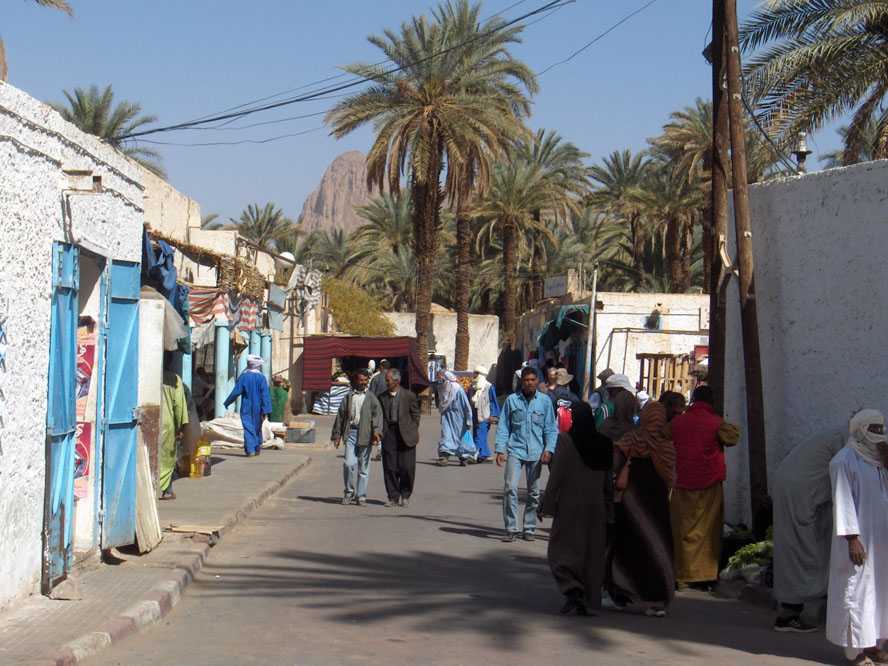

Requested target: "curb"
[{"left": 44, "top": 457, "right": 312, "bottom": 665}]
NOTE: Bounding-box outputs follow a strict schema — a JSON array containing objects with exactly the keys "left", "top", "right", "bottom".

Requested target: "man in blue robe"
[
  {"left": 437, "top": 371, "right": 476, "bottom": 466},
  {"left": 224, "top": 354, "right": 272, "bottom": 457},
  {"left": 469, "top": 366, "right": 500, "bottom": 463}
]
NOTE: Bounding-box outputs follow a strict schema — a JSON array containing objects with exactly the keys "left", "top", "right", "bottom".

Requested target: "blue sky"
[{"left": 4, "top": 0, "right": 840, "bottom": 222}]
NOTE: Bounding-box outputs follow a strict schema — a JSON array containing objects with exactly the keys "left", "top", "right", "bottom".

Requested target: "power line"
[
  {"left": 136, "top": 126, "right": 325, "bottom": 147},
  {"left": 180, "top": 0, "right": 537, "bottom": 127},
  {"left": 740, "top": 95, "right": 799, "bottom": 173},
  {"left": 121, "top": 0, "right": 566, "bottom": 141},
  {"left": 537, "top": 0, "right": 660, "bottom": 76}
]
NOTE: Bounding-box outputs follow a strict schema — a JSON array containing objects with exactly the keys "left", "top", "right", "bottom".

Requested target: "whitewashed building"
[{"left": 0, "top": 82, "right": 145, "bottom": 608}]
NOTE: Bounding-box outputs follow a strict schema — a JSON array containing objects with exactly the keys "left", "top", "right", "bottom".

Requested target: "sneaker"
[
  {"left": 644, "top": 607, "right": 667, "bottom": 618},
  {"left": 356, "top": 497, "right": 367, "bottom": 506},
  {"left": 384, "top": 499, "right": 398, "bottom": 508},
  {"left": 523, "top": 532, "right": 536, "bottom": 542},
  {"left": 501, "top": 532, "right": 518, "bottom": 543},
  {"left": 399, "top": 497, "right": 409, "bottom": 508},
  {"left": 773, "top": 616, "right": 819, "bottom": 633},
  {"left": 342, "top": 495, "right": 354, "bottom": 506}
]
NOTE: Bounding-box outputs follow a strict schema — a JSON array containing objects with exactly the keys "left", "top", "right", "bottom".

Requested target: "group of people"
[
  {"left": 330, "top": 364, "right": 421, "bottom": 508},
  {"left": 492, "top": 364, "right": 738, "bottom": 618}
]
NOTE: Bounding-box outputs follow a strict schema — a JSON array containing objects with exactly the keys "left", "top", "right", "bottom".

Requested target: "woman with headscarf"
[
  {"left": 540, "top": 402, "right": 613, "bottom": 615},
  {"left": 224, "top": 354, "right": 272, "bottom": 457},
  {"left": 598, "top": 376, "right": 639, "bottom": 442},
  {"left": 606, "top": 400, "right": 676, "bottom": 617},
  {"left": 469, "top": 366, "right": 500, "bottom": 463},
  {"left": 437, "top": 371, "right": 476, "bottom": 466}
]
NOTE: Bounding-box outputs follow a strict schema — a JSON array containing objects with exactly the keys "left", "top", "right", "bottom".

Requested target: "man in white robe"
[
  {"left": 826, "top": 409, "right": 888, "bottom": 665},
  {"left": 772, "top": 435, "right": 844, "bottom": 632}
]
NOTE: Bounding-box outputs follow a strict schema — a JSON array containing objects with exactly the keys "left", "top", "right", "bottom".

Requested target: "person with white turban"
[
  {"left": 826, "top": 409, "right": 888, "bottom": 665},
  {"left": 469, "top": 366, "right": 500, "bottom": 463},
  {"left": 224, "top": 354, "right": 272, "bottom": 457}
]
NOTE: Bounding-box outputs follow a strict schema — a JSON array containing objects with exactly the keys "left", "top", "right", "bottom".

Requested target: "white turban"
[
  {"left": 847, "top": 408, "right": 887, "bottom": 467},
  {"left": 368, "top": 360, "right": 376, "bottom": 372},
  {"left": 246, "top": 354, "right": 264, "bottom": 372}
]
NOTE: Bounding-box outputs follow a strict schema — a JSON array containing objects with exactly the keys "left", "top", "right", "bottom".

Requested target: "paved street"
[{"left": 90, "top": 417, "right": 836, "bottom": 666}]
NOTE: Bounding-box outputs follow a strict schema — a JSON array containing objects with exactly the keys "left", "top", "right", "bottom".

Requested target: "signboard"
[{"left": 544, "top": 275, "right": 568, "bottom": 299}]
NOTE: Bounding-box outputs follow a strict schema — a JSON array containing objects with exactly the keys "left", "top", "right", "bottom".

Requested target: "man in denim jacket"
[{"left": 495, "top": 366, "right": 558, "bottom": 542}]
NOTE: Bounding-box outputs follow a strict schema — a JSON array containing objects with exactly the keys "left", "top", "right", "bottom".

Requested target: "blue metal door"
[
  {"left": 43, "top": 242, "right": 79, "bottom": 592},
  {"left": 101, "top": 260, "right": 140, "bottom": 548}
]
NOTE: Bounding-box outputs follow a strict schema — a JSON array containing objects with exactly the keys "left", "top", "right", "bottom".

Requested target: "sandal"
[{"left": 851, "top": 655, "right": 876, "bottom": 666}]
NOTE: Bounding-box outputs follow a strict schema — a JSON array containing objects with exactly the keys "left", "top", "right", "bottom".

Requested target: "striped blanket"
[{"left": 311, "top": 385, "right": 351, "bottom": 415}]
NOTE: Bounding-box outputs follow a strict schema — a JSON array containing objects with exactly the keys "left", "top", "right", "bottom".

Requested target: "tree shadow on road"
[{"left": 193, "top": 545, "right": 833, "bottom": 663}]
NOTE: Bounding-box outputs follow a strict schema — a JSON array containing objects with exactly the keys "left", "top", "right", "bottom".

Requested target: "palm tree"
[
  {"left": 200, "top": 213, "right": 220, "bottom": 229},
  {"left": 51, "top": 84, "right": 164, "bottom": 176},
  {"left": 513, "top": 128, "right": 590, "bottom": 300},
  {"left": 472, "top": 160, "right": 557, "bottom": 345},
  {"left": 588, "top": 150, "right": 652, "bottom": 272},
  {"left": 351, "top": 193, "right": 413, "bottom": 262},
  {"left": 627, "top": 165, "right": 704, "bottom": 293},
  {"left": 326, "top": 0, "right": 537, "bottom": 360},
  {"left": 821, "top": 118, "right": 881, "bottom": 167},
  {"left": 2, "top": 1, "right": 72, "bottom": 81},
  {"left": 741, "top": 0, "right": 888, "bottom": 164},
  {"left": 228, "top": 203, "right": 294, "bottom": 252},
  {"left": 300, "top": 228, "right": 353, "bottom": 277}
]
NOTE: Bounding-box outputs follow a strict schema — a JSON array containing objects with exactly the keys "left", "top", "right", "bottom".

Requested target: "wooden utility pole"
[
  {"left": 723, "top": 0, "right": 769, "bottom": 536},
  {"left": 707, "top": 0, "right": 729, "bottom": 413}
]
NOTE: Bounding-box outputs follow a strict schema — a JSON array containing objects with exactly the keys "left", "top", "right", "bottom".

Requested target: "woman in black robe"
[{"left": 539, "top": 402, "right": 613, "bottom": 615}]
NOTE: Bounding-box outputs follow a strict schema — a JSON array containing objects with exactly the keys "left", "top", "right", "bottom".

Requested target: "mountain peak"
[{"left": 299, "top": 151, "right": 377, "bottom": 234}]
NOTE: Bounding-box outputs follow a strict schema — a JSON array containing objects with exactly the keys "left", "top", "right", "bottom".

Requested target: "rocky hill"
[{"left": 299, "top": 150, "right": 379, "bottom": 234}]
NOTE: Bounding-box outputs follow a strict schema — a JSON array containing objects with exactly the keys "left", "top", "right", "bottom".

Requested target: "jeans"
[
  {"left": 503, "top": 456, "right": 542, "bottom": 534},
  {"left": 343, "top": 428, "right": 372, "bottom": 498}
]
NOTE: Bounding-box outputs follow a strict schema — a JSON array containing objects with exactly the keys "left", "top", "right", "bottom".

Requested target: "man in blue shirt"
[{"left": 495, "top": 366, "right": 559, "bottom": 542}]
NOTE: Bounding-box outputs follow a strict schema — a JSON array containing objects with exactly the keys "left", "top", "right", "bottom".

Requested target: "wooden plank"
[{"left": 135, "top": 439, "right": 162, "bottom": 553}]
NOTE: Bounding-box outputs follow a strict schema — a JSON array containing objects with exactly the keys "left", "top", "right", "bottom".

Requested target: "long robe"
[
  {"left": 159, "top": 372, "right": 189, "bottom": 492},
  {"left": 470, "top": 384, "right": 500, "bottom": 460},
  {"left": 438, "top": 388, "right": 475, "bottom": 458},
  {"left": 826, "top": 447, "right": 888, "bottom": 649},
  {"left": 541, "top": 432, "right": 609, "bottom": 606},
  {"left": 772, "top": 436, "right": 843, "bottom": 605},
  {"left": 224, "top": 371, "right": 272, "bottom": 455}
]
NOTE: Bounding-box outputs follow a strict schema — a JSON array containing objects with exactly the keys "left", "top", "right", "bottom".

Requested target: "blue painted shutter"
[
  {"left": 101, "top": 261, "right": 140, "bottom": 548},
  {"left": 44, "top": 242, "right": 79, "bottom": 588}
]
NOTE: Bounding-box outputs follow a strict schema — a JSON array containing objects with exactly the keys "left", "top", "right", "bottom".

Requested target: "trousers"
[
  {"left": 343, "top": 428, "right": 372, "bottom": 498},
  {"left": 382, "top": 426, "right": 416, "bottom": 501},
  {"left": 503, "top": 457, "right": 542, "bottom": 534}
]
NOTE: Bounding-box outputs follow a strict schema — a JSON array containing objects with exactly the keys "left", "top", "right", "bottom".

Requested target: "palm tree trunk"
[
  {"left": 631, "top": 213, "right": 645, "bottom": 272},
  {"left": 702, "top": 207, "right": 713, "bottom": 293},
  {"left": 501, "top": 218, "right": 519, "bottom": 348},
  {"left": 665, "top": 216, "right": 690, "bottom": 292},
  {"left": 454, "top": 206, "right": 471, "bottom": 371},
  {"left": 411, "top": 140, "right": 443, "bottom": 366}
]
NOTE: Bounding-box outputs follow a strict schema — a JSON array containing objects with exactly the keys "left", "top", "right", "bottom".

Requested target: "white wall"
[
  {"left": 724, "top": 160, "right": 888, "bottom": 525},
  {"left": 384, "top": 312, "right": 500, "bottom": 372},
  {"left": 0, "top": 82, "right": 143, "bottom": 609},
  {"left": 594, "top": 292, "right": 709, "bottom": 387}
]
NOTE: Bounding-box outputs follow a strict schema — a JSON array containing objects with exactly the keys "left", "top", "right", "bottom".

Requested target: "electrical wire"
[
  {"left": 536, "top": 0, "right": 659, "bottom": 76},
  {"left": 741, "top": 94, "right": 799, "bottom": 173},
  {"left": 135, "top": 126, "right": 325, "bottom": 147},
  {"left": 125, "top": 0, "right": 566, "bottom": 140}
]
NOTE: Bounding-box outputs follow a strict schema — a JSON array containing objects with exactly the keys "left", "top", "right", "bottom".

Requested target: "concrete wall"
[
  {"left": 141, "top": 167, "right": 201, "bottom": 243},
  {"left": 0, "top": 82, "right": 144, "bottom": 609},
  {"left": 594, "top": 292, "right": 709, "bottom": 386},
  {"left": 723, "top": 160, "right": 888, "bottom": 525},
  {"left": 384, "top": 312, "right": 500, "bottom": 372}
]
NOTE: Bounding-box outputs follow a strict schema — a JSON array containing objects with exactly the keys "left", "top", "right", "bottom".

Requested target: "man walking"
[
  {"left": 331, "top": 369, "right": 382, "bottom": 506},
  {"left": 826, "top": 409, "right": 888, "bottom": 665},
  {"left": 495, "top": 366, "right": 558, "bottom": 542},
  {"left": 378, "top": 368, "right": 421, "bottom": 508}
]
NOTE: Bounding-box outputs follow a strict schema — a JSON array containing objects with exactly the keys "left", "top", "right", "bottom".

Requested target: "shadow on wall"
[{"left": 190, "top": 543, "right": 834, "bottom": 662}]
